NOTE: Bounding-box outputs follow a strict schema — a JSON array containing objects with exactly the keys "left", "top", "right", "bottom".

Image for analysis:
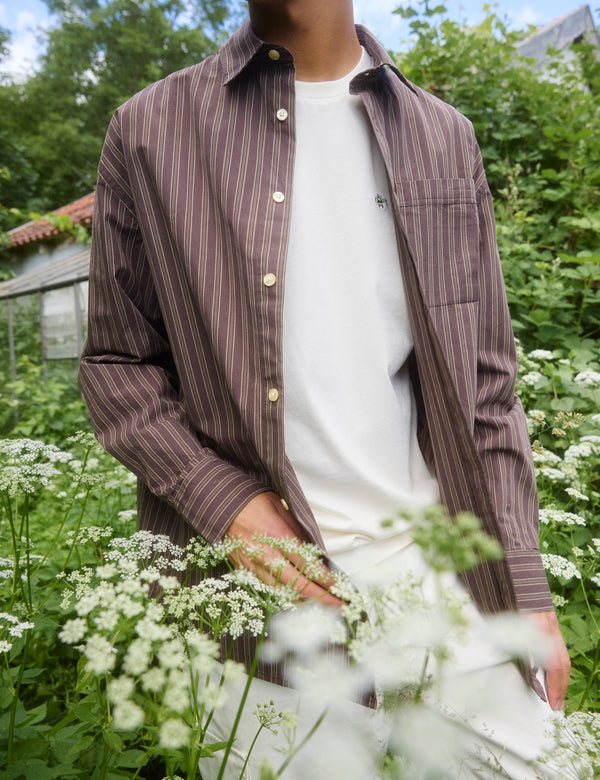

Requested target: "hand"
[
  {"left": 226, "top": 491, "right": 342, "bottom": 608},
  {"left": 526, "top": 609, "right": 570, "bottom": 710}
]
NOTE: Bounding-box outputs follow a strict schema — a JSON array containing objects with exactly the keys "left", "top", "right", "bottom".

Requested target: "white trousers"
[{"left": 198, "top": 540, "right": 557, "bottom": 780}]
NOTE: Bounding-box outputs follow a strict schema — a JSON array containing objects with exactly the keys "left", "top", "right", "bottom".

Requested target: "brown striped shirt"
[{"left": 79, "top": 21, "right": 553, "bottom": 616}]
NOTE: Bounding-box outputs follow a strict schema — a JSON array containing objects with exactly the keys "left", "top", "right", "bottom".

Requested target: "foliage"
[
  {"left": 515, "top": 344, "right": 600, "bottom": 713},
  {"left": 0, "top": 358, "right": 91, "bottom": 443},
  {"left": 4, "top": 435, "right": 593, "bottom": 778},
  {"left": 394, "top": 3, "right": 600, "bottom": 347},
  {"left": 0, "top": 0, "right": 246, "bottom": 220}
]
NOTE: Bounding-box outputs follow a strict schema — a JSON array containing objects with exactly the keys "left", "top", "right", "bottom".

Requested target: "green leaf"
[
  {"left": 393, "top": 5, "right": 418, "bottom": 18},
  {"left": 1, "top": 758, "right": 57, "bottom": 780},
  {"left": 198, "top": 740, "right": 229, "bottom": 757},
  {"left": 116, "top": 749, "right": 148, "bottom": 768},
  {"left": 103, "top": 728, "right": 124, "bottom": 752}
]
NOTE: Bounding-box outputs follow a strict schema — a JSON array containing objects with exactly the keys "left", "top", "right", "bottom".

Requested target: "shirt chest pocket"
[{"left": 394, "top": 178, "right": 480, "bottom": 307}]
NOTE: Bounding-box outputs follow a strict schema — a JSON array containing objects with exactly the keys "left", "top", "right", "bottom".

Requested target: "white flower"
[
  {"left": 164, "top": 670, "right": 190, "bottom": 713},
  {"left": 0, "top": 640, "right": 13, "bottom": 653},
  {"left": 159, "top": 718, "right": 191, "bottom": 749},
  {"left": 112, "top": 700, "right": 145, "bottom": 731},
  {"left": 565, "top": 487, "right": 589, "bottom": 502},
  {"left": 94, "top": 610, "right": 120, "bottom": 632},
  {"left": 158, "top": 639, "right": 185, "bottom": 671},
  {"left": 531, "top": 448, "right": 562, "bottom": 467},
  {"left": 67, "top": 431, "right": 99, "bottom": 448},
  {"left": 590, "top": 574, "right": 600, "bottom": 588},
  {"left": 564, "top": 443, "right": 595, "bottom": 462},
  {"left": 539, "top": 508, "right": 586, "bottom": 526},
  {"left": 158, "top": 576, "right": 181, "bottom": 592},
  {"left": 528, "top": 349, "right": 554, "bottom": 360},
  {"left": 123, "top": 638, "right": 152, "bottom": 675},
  {"left": 135, "top": 617, "right": 171, "bottom": 642},
  {"left": 108, "top": 675, "right": 135, "bottom": 704},
  {"left": 117, "top": 509, "right": 137, "bottom": 522},
  {"left": 7, "top": 621, "right": 34, "bottom": 637},
  {"left": 0, "top": 613, "right": 35, "bottom": 639},
  {"left": 66, "top": 526, "right": 113, "bottom": 545},
  {"left": 552, "top": 594, "right": 567, "bottom": 609},
  {"left": 541, "top": 554, "right": 581, "bottom": 581},
  {"left": 142, "top": 667, "right": 166, "bottom": 693},
  {"left": 537, "top": 468, "right": 566, "bottom": 481},
  {"left": 84, "top": 635, "right": 117, "bottom": 674},
  {"left": 0, "top": 463, "right": 61, "bottom": 494},
  {"left": 574, "top": 369, "right": 600, "bottom": 388},
  {"left": 0, "top": 438, "right": 71, "bottom": 463},
  {"left": 268, "top": 605, "right": 345, "bottom": 657},
  {"left": 96, "top": 564, "right": 119, "bottom": 579},
  {"left": 521, "top": 371, "right": 545, "bottom": 387},
  {"left": 59, "top": 618, "right": 88, "bottom": 644}
]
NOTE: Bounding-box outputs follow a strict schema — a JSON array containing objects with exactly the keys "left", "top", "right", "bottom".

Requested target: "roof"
[
  {"left": 0, "top": 246, "right": 90, "bottom": 300},
  {"left": 515, "top": 5, "right": 600, "bottom": 65},
  {"left": 7, "top": 192, "right": 95, "bottom": 248}
]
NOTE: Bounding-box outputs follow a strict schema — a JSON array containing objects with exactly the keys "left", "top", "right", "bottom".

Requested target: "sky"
[{"left": 0, "top": 0, "right": 598, "bottom": 81}]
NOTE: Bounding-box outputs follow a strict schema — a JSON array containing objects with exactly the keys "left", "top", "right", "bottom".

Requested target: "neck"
[{"left": 248, "top": 0, "right": 361, "bottom": 81}]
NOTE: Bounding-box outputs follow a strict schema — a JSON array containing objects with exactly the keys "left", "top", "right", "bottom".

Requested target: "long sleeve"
[
  {"left": 79, "top": 112, "right": 269, "bottom": 543},
  {"left": 471, "top": 144, "right": 552, "bottom": 612}
]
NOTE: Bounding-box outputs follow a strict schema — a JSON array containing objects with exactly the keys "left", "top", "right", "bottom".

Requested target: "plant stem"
[
  {"left": 238, "top": 724, "right": 265, "bottom": 780},
  {"left": 274, "top": 707, "right": 329, "bottom": 778},
  {"left": 215, "top": 631, "right": 266, "bottom": 780},
  {"left": 6, "top": 631, "right": 30, "bottom": 764},
  {"left": 577, "top": 639, "right": 600, "bottom": 711}
]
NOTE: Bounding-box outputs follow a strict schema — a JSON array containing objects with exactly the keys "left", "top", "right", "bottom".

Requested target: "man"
[{"left": 79, "top": 0, "right": 570, "bottom": 775}]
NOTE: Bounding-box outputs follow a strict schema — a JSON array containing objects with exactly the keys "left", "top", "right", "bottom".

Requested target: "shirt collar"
[{"left": 219, "top": 19, "right": 417, "bottom": 95}]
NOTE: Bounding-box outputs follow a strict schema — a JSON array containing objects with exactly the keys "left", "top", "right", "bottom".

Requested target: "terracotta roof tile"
[{"left": 8, "top": 192, "right": 95, "bottom": 247}]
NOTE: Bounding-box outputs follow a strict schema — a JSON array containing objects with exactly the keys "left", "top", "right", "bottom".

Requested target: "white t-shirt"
[{"left": 283, "top": 49, "right": 439, "bottom": 558}]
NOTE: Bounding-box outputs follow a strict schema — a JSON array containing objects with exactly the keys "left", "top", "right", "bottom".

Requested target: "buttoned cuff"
[
  {"left": 505, "top": 549, "right": 554, "bottom": 612},
  {"left": 172, "top": 459, "right": 270, "bottom": 544}
]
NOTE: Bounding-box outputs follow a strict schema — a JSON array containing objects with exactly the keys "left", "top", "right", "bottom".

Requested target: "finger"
[
  {"left": 283, "top": 550, "right": 337, "bottom": 589},
  {"left": 231, "top": 548, "right": 343, "bottom": 608},
  {"left": 545, "top": 658, "right": 570, "bottom": 710}
]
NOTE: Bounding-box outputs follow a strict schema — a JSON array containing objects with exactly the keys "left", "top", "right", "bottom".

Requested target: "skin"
[
  {"left": 228, "top": 0, "right": 571, "bottom": 712},
  {"left": 247, "top": 0, "right": 361, "bottom": 81}
]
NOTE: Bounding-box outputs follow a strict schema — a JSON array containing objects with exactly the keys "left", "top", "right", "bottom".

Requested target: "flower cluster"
[
  {"left": 58, "top": 529, "right": 300, "bottom": 753},
  {"left": 539, "top": 508, "right": 587, "bottom": 526},
  {"left": 541, "top": 554, "right": 582, "bottom": 582},
  {"left": 0, "top": 611, "right": 35, "bottom": 653}
]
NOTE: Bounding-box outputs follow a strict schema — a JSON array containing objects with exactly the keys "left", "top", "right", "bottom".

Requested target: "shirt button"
[
  {"left": 268, "top": 49, "right": 280, "bottom": 61},
  {"left": 276, "top": 108, "right": 288, "bottom": 121},
  {"left": 272, "top": 191, "right": 285, "bottom": 203},
  {"left": 268, "top": 388, "right": 279, "bottom": 402},
  {"left": 263, "top": 273, "right": 276, "bottom": 287}
]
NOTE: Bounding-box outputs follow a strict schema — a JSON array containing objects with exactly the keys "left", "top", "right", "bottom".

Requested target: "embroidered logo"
[{"left": 375, "top": 194, "right": 388, "bottom": 209}]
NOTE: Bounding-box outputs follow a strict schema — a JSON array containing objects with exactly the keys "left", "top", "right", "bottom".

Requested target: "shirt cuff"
[
  {"left": 505, "top": 549, "right": 554, "bottom": 612},
  {"left": 171, "top": 458, "right": 270, "bottom": 544}
]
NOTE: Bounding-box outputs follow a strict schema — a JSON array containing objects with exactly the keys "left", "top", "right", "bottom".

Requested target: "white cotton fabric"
[
  {"left": 198, "top": 539, "right": 557, "bottom": 780},
  {"left": 282, "top": 49, "right": 439, "bottom": 557}
]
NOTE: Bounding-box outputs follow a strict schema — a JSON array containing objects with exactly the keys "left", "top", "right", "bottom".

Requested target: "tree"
[
  {"left": 0, "top": 0, "right": 245, "bottom": 215},
  {"left": 393, "top": 3, "right": 600, "bottom": 346}
]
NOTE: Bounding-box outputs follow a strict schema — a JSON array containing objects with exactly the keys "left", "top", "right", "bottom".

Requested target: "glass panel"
[{"left": 43, "top": 287, "right": 79, "bottom": 360}]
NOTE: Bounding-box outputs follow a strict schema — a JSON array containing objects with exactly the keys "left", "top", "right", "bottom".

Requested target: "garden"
[{"left": 1, "top": 1, "right": 600, "bottom": 777}]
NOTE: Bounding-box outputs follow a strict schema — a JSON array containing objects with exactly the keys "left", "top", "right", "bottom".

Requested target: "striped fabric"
[{"left": 79, "top": 20, "right": 553, "bottom": 647}]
